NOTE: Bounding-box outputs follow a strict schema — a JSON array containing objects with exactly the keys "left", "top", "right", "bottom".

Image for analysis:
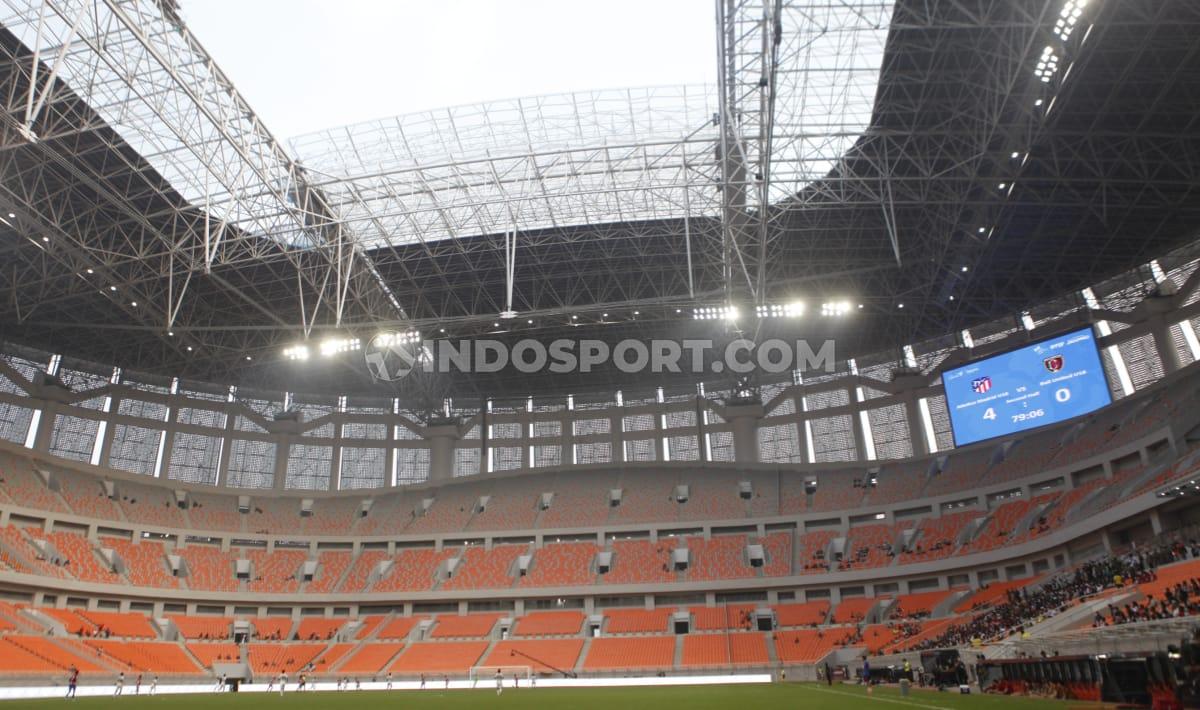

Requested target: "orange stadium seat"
[
  {"left": 536, "top": 472, "right": 613, "bottom": 529},
  {"left": 246, "top": 643, "right": 324, "bottom": 675},
  {"left": 247, "top": 548, "right": 305, "bottom": 593},
  {"left": 583, "top": 636, "right": 674, "bottom": 670},
  {"left": 115, "top": 481, "right": 186, "bottom": 528},
  {"left": 405, "top": 484, "right": 488, "bottom": 534},
  {"left": 518, "top": 541, "right": 599, "bottom": 588},
  {"left": 295, "top": 617, "right": 344, "bottom": 641},
  {"left": 604, "top": 608, "right": 672, "bottom": 634},
  {"left": 890, "top": 589, "right": 954, "bottom": 618},
  {"left": 0, "top": 525, "right": 72, "bottom": 579},
  {"left": 375, "top": 615, "right": 425, "bottom": 640},
  {"left": 340, "top": 643, "right": 405, "bottom": 674},
  {"left": 84, "top": 640, "right": 201, "bottom": 674},
  {"left": 353, "top": 615, "right": 388, "bottom": 640},
  {"left": 689, "top": 605, "right": 756, "bottom": 632},
  {"left": 169, "top": 615, "right": 231, "bottom": 640},
  {"left": 681, "top": 633, "right": 768, "bottom": 667},
  {"left": 840, "top": 523, "right": 900, "bottom": 570},
  {"left": 102, "top": 537, "right": 177, "bottom": 589},
  {"left": 773, "top": 629, "right": 856, "bottom": 663},
  {"left": 465, "top": 476, "right": 542, "bottom": 531},
  {"left": 429, "top": 613, "right": 502, "bottom": 639},
  {"left": 340, "top": 549, "right": 388, "bottom": 592},
  {"left": 441, "top": 544, "right": 523, "bottom": 590},
  {"left": 186, "top": 642, "right": 240, "bottom": 669},
  {"left": 0, "top": 456, "right": 67, "bottom": 513},
  {"left": 484, "top": 639, "right": 584, "bottom": 674},
  {"left": 681, "top": 472, "right": 748, "bottom": 521},
  {"left": 374, "top": 547, "right": 457, "bottom": 592},
  {"left": 76, "top": 610, "right": 156, "bottom": 638},
  {"left": 761, "top": 531, "right": 793, "bottom": 576},
  {"left": 603, "top": 538, "right": 677, "bottom": 584},
  {"left": 797, "top": 529, "right": 836, "bottom": 574},
  {"left": 183, "top": 493, "right": 243, "bottom": 533},
  {"left": 831, "top": 597, "right": 876, "bottom": 624},
  {"left": 177, "top": 545, "right": 237, "bottom": 592},
  {"left": 306, "top": 550, "right": 351, "bottom": 593},
  {"left": 389, "top": 641, "right": 489, "bottom": 674},
  {"left": 53, "top": 470, "right": 122, "bottom": 519},
  {"left": 608, "top": 472, "right": 678, "bottom": 525},
  {"left": 954, "top": 578, "right": 1034, "bottom": 613},
  {"left": 312, "top": 643, "right": 355, "bottom": 673},
  {"left": 900, "top": 510, "right": 977, "bottom": 564},
  {"left": 251, "top": 617, "right": 293, "bottom": 641},
  {"left": 686, "top": 534, "right": 754, "bottom": 581},
  {"left": 39, "top": 608, "right": 92, "bottom": 635},
  {"left": 774, "top": 601, "right": 830, "bottom": 627},
  {"left": 513, "top": 611, "right": 584, "bottom": 636},
  {"left": 31, "top": 530, "right": 118, "bottom": 584},
  {"left": 5, "top": 636, "right": 103, "bottom": 672}
]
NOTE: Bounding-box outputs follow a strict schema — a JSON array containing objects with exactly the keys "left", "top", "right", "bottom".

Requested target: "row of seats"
[
  {"left": 0, "top": 385, "right": 1174, "bottom": 539},
  {"left": 0, "top": 490, "right": 1101, "bottom": 595}
]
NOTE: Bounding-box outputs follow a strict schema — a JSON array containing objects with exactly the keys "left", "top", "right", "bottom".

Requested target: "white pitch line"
[{"left": 806, "top": 684, "right": 955, "bottom": 710}]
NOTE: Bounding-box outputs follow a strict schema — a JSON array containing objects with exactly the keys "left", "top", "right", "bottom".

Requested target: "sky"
[{"left": 179, "top": 0, "right": 717, "bottom": 140}]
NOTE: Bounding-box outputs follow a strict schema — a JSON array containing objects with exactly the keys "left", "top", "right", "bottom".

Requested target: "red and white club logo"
[{"left": 1043, "top": 355, "right": 1065, "bottom": 373}]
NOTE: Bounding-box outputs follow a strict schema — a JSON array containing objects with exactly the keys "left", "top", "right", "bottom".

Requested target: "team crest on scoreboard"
[
  {"left": 1044, "top": 355, "right": 1064, "bottom": 373},
  {"left": 971, "top": 376, "right": 992, "bottom": 394}
]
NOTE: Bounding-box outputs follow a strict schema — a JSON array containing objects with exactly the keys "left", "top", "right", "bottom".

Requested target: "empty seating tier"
[{"left": 583, "top": 636, "right": 674, "bottom": 670}]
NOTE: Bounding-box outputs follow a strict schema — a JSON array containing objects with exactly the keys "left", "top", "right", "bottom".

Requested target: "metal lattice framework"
[{"left": 0, "top": 0, "right": 1196, "bottom": 399}]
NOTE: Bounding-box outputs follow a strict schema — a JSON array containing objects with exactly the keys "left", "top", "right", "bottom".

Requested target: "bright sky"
[{"left": 180, "top": 0, "right": 717, "bottom": 140}]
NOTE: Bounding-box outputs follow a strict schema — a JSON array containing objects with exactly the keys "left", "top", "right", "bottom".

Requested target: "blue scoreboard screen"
[{"left": 941, "top": 327, "right": 1112, "bottom": 447}]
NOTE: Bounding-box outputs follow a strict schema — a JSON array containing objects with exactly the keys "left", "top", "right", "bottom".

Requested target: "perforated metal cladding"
[
  {"left": 226, "top": 438, "right": 275, "bottom": 489},
  {"left": 340, "top": 446, "right": 388, "bottom": 489},
  {"left": 867, "top": 403, "right": 912, "bottom": 460},
  {"left": 0, "top": 357, "right": 38, "bottom": 444},
  {"left": 396, "top": 446, "right": 431, "bottom": 485}
]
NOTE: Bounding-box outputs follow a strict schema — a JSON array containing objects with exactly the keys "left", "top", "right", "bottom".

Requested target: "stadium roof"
[{"left": 0, "top": 0, "right": 1197, "bottom": 403}]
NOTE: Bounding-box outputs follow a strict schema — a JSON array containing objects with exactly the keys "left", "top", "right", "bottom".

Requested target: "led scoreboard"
[{"left": 941, "top": 327, "right": 1112, "bottom": 447}]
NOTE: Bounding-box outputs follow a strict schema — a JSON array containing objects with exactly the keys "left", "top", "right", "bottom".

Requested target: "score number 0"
[{"left": 982, "top": 387, "right": 1072, "bottom": 421}]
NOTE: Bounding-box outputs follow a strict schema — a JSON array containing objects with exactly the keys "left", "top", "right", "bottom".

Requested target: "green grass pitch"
[{"left": 1, "top": 683, "right": 1076, "bottom": 710}]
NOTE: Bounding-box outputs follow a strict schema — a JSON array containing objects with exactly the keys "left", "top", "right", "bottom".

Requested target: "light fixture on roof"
[
  {"left": 6, "top": 213, "right": 12, "bottom": 218},
  {"left": 245, "top": 356, "right": 252, "bottom": 361},
  {"left": 898, "top": 303, "right": 905, "bottom": 309},
  {"left": 998, "top": 183, "right": 1007, "bottom": 190},
  {"left": 319, "top": 336, "right": 361, "bottom": 357},
  {"left": 1011, "top": 151, "right": 1020, "bottom": 159},
  {"left": 977, "top": 227, "right": 985, "bottom": 234},
  {"left": 1034, "top": 45, "right": 1060, "bottom": 83},
  {"left": 109, "top": 286, "right": 117, "bottom": 291},
  {"left": 819, "top": 301, "right": 851, "bottom": 317},
  {"left": 186, "top": 346, "right": 193, "bottom": 352},
  {"left": 130, "top": 301, "right": 137, "bottom": 307},
  {"left": 961, "top": 266, "right": 969, "bottom": 272},
  {"left": 1054, "top": 0, "right": 1088, "bottom": 41},
  {"left": 1034, "top": 98, "right": 1044, "bottom": 107},
  {"left": 41, "top": 236, "right": 49, "bottom": 242},
  {"left": 86, "top": 268, "right": 94, "bottom": 274},
  {"left": 283, "top": 345, "right": 309, "bottom": 361},
  {"left": 692, "top": 305, "right": 739, "bottom": 321}
]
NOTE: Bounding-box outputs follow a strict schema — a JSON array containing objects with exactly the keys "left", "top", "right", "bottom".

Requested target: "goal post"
[{"left": 468, "top": 665, "right": 533, "bottom": 686}]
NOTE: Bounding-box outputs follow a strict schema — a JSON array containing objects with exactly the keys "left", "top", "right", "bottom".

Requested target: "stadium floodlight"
[
  {"left": 1055, "top": 0, "right": 1088, "bottom": 41},
  {"left": 692, "top": 305, "right": 738, "bottom": 321},
  {"left": 1035, "top": 46, "right": 1060, "bottom": 83},
  {"left": 318, "top": 337, "right": 362, "bottom": 357},
  {"left": 283, "top": 345, "right": 310, "bottom": 361},
  {"left": 820, "top": 301, "right": 851, "bottom": 317}
]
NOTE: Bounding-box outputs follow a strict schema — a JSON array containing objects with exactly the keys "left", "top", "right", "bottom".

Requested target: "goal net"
[{"left": 468, "top": 665, "right": 533, "bottom": 686}]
